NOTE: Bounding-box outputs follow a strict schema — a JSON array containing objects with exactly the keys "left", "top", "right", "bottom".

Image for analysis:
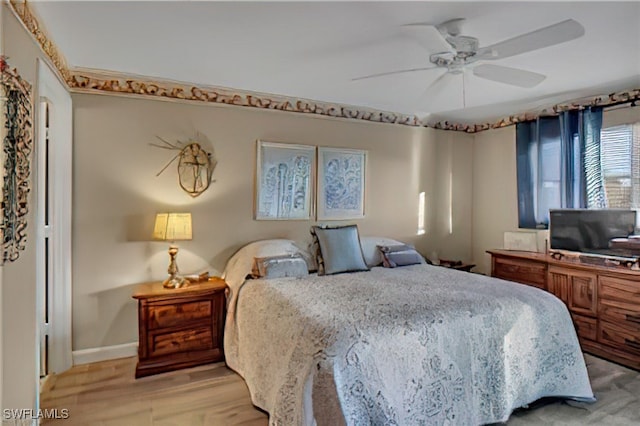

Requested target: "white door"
[{"left": 36, "top": 59, "right": 72, "bottom": 379}]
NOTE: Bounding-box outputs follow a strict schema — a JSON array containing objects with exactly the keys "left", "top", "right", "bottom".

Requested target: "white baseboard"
[{"left": 72, "top": 342, "right": 138, "bottom": 365}]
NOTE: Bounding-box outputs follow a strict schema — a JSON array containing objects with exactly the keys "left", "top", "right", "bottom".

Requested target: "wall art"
[
  {"left": 0, "top": 56, "right": 34, "bottom": 263},
  {"left": 317, "top": 147, "right": 366, "bottom": 220},
  {"left": 152, "top": 134, "right": 217, "bottom": 197},
  {"left": 255, "top": 141, "right": 315, "bottom": 220}
]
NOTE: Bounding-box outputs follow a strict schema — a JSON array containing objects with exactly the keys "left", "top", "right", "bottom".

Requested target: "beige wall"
[
  {"left": 603, "top": 105, "right": 640, "bottom": 128},
  {"left": 432, "top": 131, "right": 474, "bottom": 262},
  {"left": 72, "top": 94, "right": 474, "bottom": 350},
  {"left": 471, "top": 126, "right": 522, "bottom": 274},
  {"left": 2, "top": 3, "right": 43, "bottom": 412}
]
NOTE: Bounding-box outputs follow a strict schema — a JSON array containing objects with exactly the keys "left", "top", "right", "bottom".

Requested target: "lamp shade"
[{"left": 153, "top": 213, "right": 192, "bottom": 241}]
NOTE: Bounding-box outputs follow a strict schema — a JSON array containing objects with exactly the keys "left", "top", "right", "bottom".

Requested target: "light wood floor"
[
  {"left": 40, "top": 358, "right": 268, "bottom": 425},
  {"left": 41, "top": 354, "right": 640, "bottom": 425}
]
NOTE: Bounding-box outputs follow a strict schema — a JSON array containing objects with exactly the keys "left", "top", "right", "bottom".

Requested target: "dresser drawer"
[
  {"left": 572, "top": 314, "right": 597, "bottom": 341},
  {"left": 599, "top": 320, "right": 640, "bottom": 354},
  {"left": 599, "top": 301, "right": 640, "bottom": 330},
  {"left": 599, "top": 276, "right": 640, "bottom": 304},
  {"left": 493, "top": 257, "right": 546, "bottom": 288},
  {"left": 148, "top": 325, "right": 213, "bottom": 358},
  {"left": 148, "top": 300, "right": 212, "bottom": 330}
]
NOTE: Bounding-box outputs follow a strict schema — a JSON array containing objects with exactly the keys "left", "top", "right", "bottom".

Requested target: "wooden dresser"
[
  {"left": 489, "top": 249, "right": 640, "bottom": 370},
  {"left": 133, "top": 278, "right": 227, "bottom": 378}
]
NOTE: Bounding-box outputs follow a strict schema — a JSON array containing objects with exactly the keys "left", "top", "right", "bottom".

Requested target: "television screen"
[{"left": 549, "top": 209, "right": 636, "bottom": 256}]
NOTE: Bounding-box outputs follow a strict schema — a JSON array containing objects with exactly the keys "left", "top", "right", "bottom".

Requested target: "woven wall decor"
[
  {"left": 0, "top": 56, "right": 34, "bottom": 263},
  {"left": 152, "top": 134, "right": 217, "bottom": 197}
]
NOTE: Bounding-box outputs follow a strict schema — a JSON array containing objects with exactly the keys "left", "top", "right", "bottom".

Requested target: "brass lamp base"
[
  {"left": 163, "top": 275, "right": 189, "bottom": 289},
  {"left": 163, "top": 244, "right": 188, "bottom": 289}
]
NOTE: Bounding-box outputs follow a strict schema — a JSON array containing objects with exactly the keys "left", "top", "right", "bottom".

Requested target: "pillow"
[
  {"left": 223, "top": 239, "right": 313, "bottom": 291},
  {"left": 310, "top": 225, "right": 369, "bottom": 275},
  {"left": 378, "top": 244, "right": 426, "bottom": 268},
  {"left": 360, "top": 236, "right": 407, "bottom": 266},
  {"left": 251, "top": 254, "right": 309, "bottom": 279}
]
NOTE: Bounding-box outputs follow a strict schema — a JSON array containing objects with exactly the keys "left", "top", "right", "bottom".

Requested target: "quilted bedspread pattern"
[{"left": 224, "top": 264, "right": 594, "bottom": 426}]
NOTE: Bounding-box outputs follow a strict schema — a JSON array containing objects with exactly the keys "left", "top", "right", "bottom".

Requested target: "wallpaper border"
[{"left": 8, "top": 0, "right": 640, "bottom": 133}]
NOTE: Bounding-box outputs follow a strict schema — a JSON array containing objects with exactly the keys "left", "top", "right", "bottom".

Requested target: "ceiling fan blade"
[
  {"left": 435, "top": 18, "right": 466, "bottom": 37},
  {"left": 351, "top": 66, "right": 439, "bottom": 81},
  {"left": 425, "top": 70, "right": 451, "bottom": 93},
  {"left": 473, "top": 64, "right": 546, "bottom": 88},
  {"left": 476, "top": 19, "right": 585, "bottom": 60},
  {"left": 414, "top": 70, "right": 451, "bottom": 109},
  {"left": 400, "top": 23, "right": 452, "bottom": 53}
]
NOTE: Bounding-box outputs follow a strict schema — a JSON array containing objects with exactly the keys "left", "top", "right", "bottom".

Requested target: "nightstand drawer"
[
  {"left": 134, "top": 278, "right": 228, "bottom": 378},
  {"left": 148, "top": 300, "right": 212, "bottom": 329},
  {"left": 148, "top": 325, "right": 213, "bottom": 358}
]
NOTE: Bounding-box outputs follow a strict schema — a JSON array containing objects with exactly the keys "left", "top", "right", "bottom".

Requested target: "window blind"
[{"left": 600, "top": 125, "right": 632, "bottom": 178}]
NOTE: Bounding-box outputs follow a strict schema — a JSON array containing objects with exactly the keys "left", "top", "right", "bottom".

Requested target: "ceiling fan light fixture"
[
  {"left": 447, "top": 35, "right": 479, "bottom": 53},
  {"left": 430, "top": 52, "right": 455, "bottom": 67}
]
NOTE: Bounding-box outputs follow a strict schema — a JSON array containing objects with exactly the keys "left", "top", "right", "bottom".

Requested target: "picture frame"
[
  {"left": 317, "top": 147, "right": 367, "bottom": 220},
  {"left": 255, "top": 141, "right": 315, "bottom": 220}
]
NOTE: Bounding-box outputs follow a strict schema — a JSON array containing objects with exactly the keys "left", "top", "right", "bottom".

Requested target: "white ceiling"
[{"left": 31, "top": 1, "right": 640, "bottom": 124}]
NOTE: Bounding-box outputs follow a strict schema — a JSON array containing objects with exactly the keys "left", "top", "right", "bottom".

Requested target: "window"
[
  {"left": 598, "top": 124, "right": 640, "bottom": 210},
  {"left": 517, "top": 109, "right": 639, "bottom": 230},
  {"left": 516, "top": 109, "right": 599, "bottom": 229}
]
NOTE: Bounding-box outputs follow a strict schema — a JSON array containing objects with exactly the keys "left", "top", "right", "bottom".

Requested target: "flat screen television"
[{"left": 549, "top": 209, "right": 637, "bottom": 257}]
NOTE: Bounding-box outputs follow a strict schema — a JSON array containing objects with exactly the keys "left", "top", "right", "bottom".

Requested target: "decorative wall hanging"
[
  {"left": 0, "top": 56, "right": 34, "bottom": 263},
  {"left": 317, "top": 147, "right": 366, "bottom": 220},
  {"left": 152, "top": 134, "right": 217, "bottom": 197},
  {"left": 255, "top": 141, "right": 315, "bottom": 220}
]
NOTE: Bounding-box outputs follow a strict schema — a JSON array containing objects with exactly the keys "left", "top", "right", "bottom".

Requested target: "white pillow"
[
  {"left": 359, "top": 236, "right": 406, "bottom": 267},
  {"left": 223, "top": 239, "right": 312, "bottom": 291}
]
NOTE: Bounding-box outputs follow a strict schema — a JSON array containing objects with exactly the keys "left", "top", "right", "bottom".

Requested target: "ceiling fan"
[{"left": 352, "top": 18, "right": 585, "bottom": 99}]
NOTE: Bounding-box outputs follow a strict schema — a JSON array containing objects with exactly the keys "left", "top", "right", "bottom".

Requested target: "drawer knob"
[{"left": 626, "top": 314, "right": 640, "bottom": 325}]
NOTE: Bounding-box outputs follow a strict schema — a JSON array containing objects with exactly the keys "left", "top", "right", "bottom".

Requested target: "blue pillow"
[
  {"left": 378, "top": 244, "right": 425, "bottom": 268},
  {"left": 310, "top": 225, "right": 369, "bottom": 275}
]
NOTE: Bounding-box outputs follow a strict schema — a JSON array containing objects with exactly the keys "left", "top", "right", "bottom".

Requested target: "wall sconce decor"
[
  {"left": 152, "top": 134, "right": 217, "bottom": 197},
  {"left": 153, "top": 212, "right": 193, "bottom": 289},
  {"left": 0, "top": 56, "right": 33, "bottom": 264}
]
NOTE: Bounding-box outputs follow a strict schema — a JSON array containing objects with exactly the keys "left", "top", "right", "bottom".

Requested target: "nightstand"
[
  {"left": 132, "top": 277, "right": 227, "bottom": 378},
  {"left": 438, "top": 260, "right": 476, "bottom": 272}
]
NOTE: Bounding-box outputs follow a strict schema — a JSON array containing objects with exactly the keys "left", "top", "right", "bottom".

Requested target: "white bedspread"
[{"left": 224, "top": 264, "right": 594, "bottom": 425}]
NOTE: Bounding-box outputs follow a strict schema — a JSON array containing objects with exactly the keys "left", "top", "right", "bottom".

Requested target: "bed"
[{"left": 223, "top": 238, "right": 594, "bottom": 426}]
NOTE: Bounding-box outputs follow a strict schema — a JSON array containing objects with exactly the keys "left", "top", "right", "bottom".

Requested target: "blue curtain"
[
  {"left": 516, "top": 122, "right": 537, "bottom": 228},
  {"left": 516, "top": 107, "right": 603, "bottom": 229},
  {"left": 582, "top": 108, "right": 607, "bottom": 208}
]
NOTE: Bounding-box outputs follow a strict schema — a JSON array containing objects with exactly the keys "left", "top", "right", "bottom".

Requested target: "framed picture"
[
  {"left": 255, "top": 141, "right": 315, "bottom": 220},
  {"left": 317, "top": 147, "right": 367, "bottom": 220}
]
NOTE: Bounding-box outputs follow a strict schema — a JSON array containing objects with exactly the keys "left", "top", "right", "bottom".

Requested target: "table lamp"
[{"left": 153, "top": 213, "right": 192, "bottom": 288}]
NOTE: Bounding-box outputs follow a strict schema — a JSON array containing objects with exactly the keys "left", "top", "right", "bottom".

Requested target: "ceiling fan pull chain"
[{"left": 462, "top": 71, "right": 467, "bottom": 108}]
